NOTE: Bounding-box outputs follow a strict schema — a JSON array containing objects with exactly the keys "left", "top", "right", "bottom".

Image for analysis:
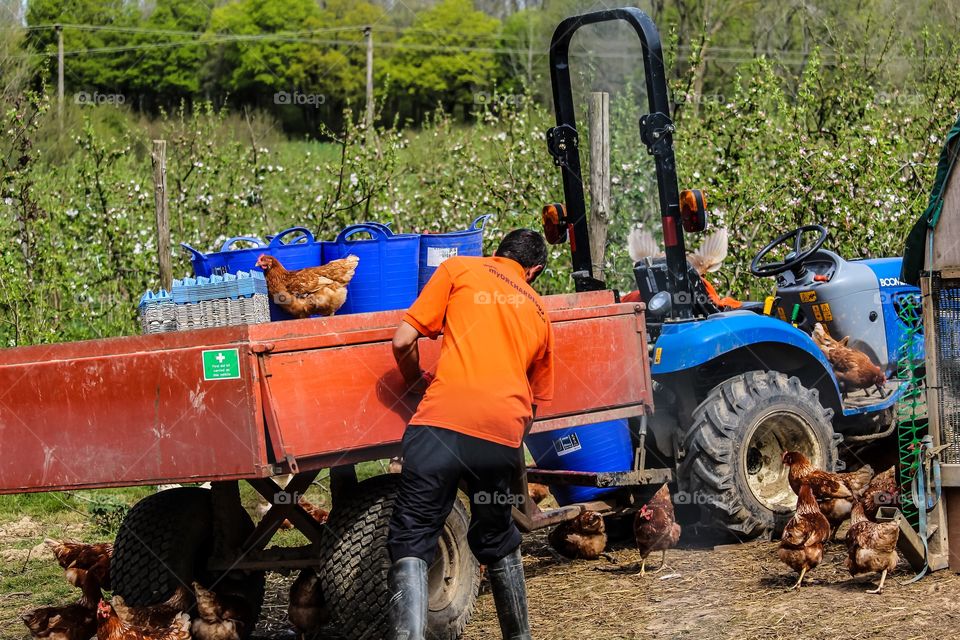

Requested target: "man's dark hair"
[{"left": 495, "top": 229, "right": 548, "bottom": 270}]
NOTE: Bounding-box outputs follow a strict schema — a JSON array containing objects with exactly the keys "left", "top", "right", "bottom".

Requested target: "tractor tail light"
[
  {"left": 679, "top": 189, "right": 708, "bottom": 233},
  {"left": 541, "top": 203, "right": 568, "bottom": 244}
]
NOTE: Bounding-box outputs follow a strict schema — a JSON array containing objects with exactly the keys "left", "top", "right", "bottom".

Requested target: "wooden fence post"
[
  {"left": 151, "top": 140, "right": 172, "bottom": 291},
  {"left": 588, "top": 92, "right": 610, "bottom": 281}
]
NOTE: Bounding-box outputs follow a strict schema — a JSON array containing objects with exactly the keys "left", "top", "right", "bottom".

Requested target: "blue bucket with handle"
[
  {"left": 524, "top": 419, "right": 634, "bottom": 505},
  {"left": 268, "top": 226, "right": 324, "bottom": 270},
  {"left": 181, "top": 236, "right": 267, "bottom": 277},
  {"left": 418, "top": 214, "right": 492, "bottom": 291},
  {"left": 323, "top": 223, "right": 419, "bottom": 314}
]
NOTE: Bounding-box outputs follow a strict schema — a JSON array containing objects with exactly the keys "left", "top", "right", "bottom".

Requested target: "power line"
[
  {"left": 22, "top": 22, "right": 838, "bottom": 56},
  {"left": 43, "top": 37, "right": 830, "bottom": 66},
  {"left": 16, "top": 24, "right": 859, "bottom": 67}
]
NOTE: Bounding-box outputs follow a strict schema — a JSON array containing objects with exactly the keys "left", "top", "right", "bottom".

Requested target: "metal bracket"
[
  {"left": 639, "top": 112, "right": 675, "bottom": 157},
  {"left": 572, "top": 271, "right": 607, "bottom": 292},
  {"left": 546, "top": 124, "right": 579, "bottom": 167}
]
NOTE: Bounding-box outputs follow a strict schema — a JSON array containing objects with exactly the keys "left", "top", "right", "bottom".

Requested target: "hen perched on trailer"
[{"left": 256, "top": 254, "right": 359, "bottom": 318}]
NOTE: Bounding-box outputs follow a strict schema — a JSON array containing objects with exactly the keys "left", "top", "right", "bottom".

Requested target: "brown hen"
[
  {"left": 96, "top": 601, "right": 190, "bottom": 640},
  {"left": 256, "top": 254, "right": 359, "bottom": 318},
  {"left": 634, "top": 483, "right": 681, "bottom": 575},
  {"left": 778, "top": 483, "right": 831, "bottom": 589},
  {"left": 45, "top": 539, "right": 112, "bottom": 609},
  {"left": 812, "top": 323, "right": 886, "bottom": 392},
  {"left": 256, "top": 496, "right": 329, "bottom": 531},
  {"left": 845, "top": 499, "right": 899, "bottom": 593},
  {"left": 862, "top": 466, "right": 900, "bottom": 520},
  {"left": 527, "top": 482, "right": 551, "bottom": 505},
  {"left": 191, "top": 582, "right": 256, "bottom": 640},
  {"left": 111, "top": 586, "right": 192, "bottom": 630},
  {"left": 22, "top": 603, "right": 96, "bottom": 640},
  {"left": 548, "top": 511, "right": 607, "bottom": 560},
  {"left": 782, "top": 451, "right": 874, "bottom": 539},
  {"left": 288, "top": 569, "right": 329, "bottom": 638}
]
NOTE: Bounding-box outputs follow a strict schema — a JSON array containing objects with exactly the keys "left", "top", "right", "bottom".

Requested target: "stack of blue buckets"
[{"left": 179, "top": 216, "right": 493, "bottom": 318}]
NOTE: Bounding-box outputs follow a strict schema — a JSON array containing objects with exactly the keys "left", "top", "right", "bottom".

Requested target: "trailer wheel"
[
  {"left": 319, "top": 474, "right": 479, "bottom": 640},
  {"left": 112, "top": 487, "right": 265, "bottom": 635},
  {"left": 678, "top": 371, "right": 838, "bottom": 538}
]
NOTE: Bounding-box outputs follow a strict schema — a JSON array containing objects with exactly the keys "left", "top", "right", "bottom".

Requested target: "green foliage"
[
  {"left": 128, "top": 0, "right": 214, "bottom": 100},
  {"left": 207, "top": 0, "right": 324, "bottom": 96},
  {"left": 84, "top": 494, "right": 134, "bottom": 535},
  {"left": 378, "top": 0, "right": 501, "bottom": 110},
  {"left": 667, "top": 36, "right": 960, "bottom": 300}
]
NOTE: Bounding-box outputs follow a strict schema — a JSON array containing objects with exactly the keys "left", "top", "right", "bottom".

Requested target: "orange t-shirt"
[{"left": 403, "top": 256, "right": 554, "bottom": 448}]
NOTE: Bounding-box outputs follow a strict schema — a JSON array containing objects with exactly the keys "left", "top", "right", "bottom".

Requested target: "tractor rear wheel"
[
  {"left": 678, "top": 371, "right": 838, "bottom": 538},
  {"left": 112, "top": 487, "right": 265, "bottom": 636},
  {"left": 318, "top": 474, "right": 479, "bottom": 640}
]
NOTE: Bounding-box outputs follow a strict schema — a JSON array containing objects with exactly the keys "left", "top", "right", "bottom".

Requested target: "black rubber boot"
[
  {"left": 488, "top": 547, "right": 531, "bottom": 640},
  {"left": 388, "top": 557, "right": 429, "bottom": 640}
]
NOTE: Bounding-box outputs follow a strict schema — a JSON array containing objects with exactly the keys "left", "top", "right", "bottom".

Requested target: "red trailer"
[{"left": 0, "top": 290, "right": 657, "bottom": 639}]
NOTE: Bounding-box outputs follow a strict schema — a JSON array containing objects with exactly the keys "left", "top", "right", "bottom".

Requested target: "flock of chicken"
[
  {"left": 22, "top": 539, "right": 254, "bottom": 640},
  {"left": 23, "top": 498, "right": 332, "bottom": 640},
  {"left": 780, "top": 451, "right": 901, "bottom": 593},
  {"left": 23, "top": 461, "right": 902, "bottom": 640},
  {"left": 543, "top": 452, "right": 901, "bottom": 595}
]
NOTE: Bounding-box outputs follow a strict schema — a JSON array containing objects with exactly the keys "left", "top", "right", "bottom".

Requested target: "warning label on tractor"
[
  {"left": 812, "top": 305, "right": 823, "bottom": 322},
  {"left": 654, "top": 347, "right": 663, "bottom": 364},
  {"left": 426, "top": 246, "right": 458, "bottom": 267},
  {"left": 799, "top": 291, "right": 817, "bottom": 303},
  {"left": 553, "top": 433, "right": 582, "bottom": 457},
  {"left": 819, "top": 303, "right": 833, "bottom": 322},
  {"left": 202, "top": 349, "right": 241, "bottom": 380}
]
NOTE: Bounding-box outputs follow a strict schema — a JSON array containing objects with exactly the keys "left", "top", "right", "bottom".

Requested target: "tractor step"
[{"left": 526, "top": 468, "right": 672, "bottom": 488}]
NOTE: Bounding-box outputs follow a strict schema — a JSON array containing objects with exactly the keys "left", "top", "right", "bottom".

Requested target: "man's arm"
[
  {"left": 392, "top": 320, "right": 430, "bottom": 394},
  {"left": 393, "top": 263, "right": 453, "bottom": 395}
]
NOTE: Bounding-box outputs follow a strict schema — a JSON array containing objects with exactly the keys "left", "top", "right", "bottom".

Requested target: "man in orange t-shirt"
[{"left": 387, "top": 229, "right": 554, "bottom": 640}]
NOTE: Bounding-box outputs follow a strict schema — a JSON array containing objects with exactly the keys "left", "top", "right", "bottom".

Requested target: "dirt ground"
[
  {"left": 250, "top": 525, "right": 960, "bottom": 640},
  {"left": 7, "top": 507, "right": 960, "bottom": 640}
]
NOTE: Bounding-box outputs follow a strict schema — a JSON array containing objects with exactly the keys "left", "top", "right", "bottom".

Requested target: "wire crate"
[{"left": 928, "top": 272, "right": 960, "bottom": 464}]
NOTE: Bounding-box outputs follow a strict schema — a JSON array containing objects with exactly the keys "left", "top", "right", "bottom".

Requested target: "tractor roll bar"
[{"left": 547, "top": 7, "right": 692, "bottom": 318}]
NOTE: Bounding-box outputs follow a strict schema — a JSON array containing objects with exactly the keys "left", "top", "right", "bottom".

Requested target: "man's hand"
[{"left": 407, "top": 370, "right": 434, "bottom": 396}]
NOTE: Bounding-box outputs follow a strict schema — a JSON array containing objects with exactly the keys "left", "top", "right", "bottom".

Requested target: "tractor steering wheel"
[{"left": 750, "top": 224, "right": 829, "bottom": 278}]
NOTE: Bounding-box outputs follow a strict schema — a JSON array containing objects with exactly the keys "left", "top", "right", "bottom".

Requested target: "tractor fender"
[{"left": 651, "top": 310, "right": 845, "bottom": 409}]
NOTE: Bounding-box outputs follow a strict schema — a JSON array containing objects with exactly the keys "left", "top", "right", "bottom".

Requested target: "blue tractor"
[{"left": 542, "top": 7, "right": 922, "bottom": 537}]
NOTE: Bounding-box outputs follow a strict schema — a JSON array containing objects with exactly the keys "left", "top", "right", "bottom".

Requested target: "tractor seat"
[{"left": 738, "top": 300, "right": 766, "bottom": 314}]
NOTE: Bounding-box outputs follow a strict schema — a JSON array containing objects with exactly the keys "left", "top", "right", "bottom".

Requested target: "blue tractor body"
[{"left": 650, "top": 254, "right": 921, "bottom": 420}]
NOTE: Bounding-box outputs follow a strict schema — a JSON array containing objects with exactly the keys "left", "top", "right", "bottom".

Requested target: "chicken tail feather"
[
  {"left": 628, "top": 227, "right": 660, "bottom": 263},
  {"left": 689, "top": 228, "right": 728, "bottom": 274}
]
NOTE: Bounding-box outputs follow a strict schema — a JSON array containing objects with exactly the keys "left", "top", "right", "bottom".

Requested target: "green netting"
[{"left": 895, "top": 293, "right": 926, "bottom": 528}]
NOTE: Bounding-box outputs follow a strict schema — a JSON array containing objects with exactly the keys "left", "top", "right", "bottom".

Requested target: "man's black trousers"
[{"left": 387, "top": 424, "right": 524, "bottom": 566}]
